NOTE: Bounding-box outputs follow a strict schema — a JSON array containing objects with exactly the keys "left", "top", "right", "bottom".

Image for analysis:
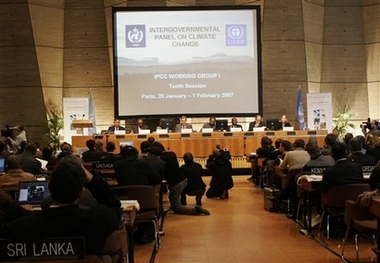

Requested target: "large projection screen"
[{"left": 113, "top": 6, "right": 262, "bottom": 118}]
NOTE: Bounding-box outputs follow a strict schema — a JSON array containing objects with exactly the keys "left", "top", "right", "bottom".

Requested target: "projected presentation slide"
[{"left": 113, "top": 6, "right": 262, "bottom": 117}]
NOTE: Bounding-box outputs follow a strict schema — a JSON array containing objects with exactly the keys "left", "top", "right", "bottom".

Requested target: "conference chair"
[
  {"left": 101, "top": 225, "right": 128, "bottom": 263},
  {"left": 114, "top": 184, "right": 161, "bottom": 263},
  {"left": 341, "top": 199, "right": 377, "bottom": 263},
  {"left": 317, "top": 183, "right": 371, "bottom": 242}
]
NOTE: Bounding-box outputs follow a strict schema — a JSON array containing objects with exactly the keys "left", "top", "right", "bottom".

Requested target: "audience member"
[
  {"left": 248, "top": 136, "right": 275, "bottom": 183},
  {"left": 82, "top": 139, "right": 103, "bottom": 162},
  {"left": 1, "top": 155, "right": 122, "bottom": 256},
  {"left": 174, "top": 116, "right": 193, "bottom": 132},
  {"left": 368, "top": 163, "right": 380, "bottom": 190},
  {"left": 180, "top": 152, "right": 206, "bottom": 206},
  {"left": 248, "top": 114, "right": 264, "bottom": 131},
  {"left": 19, "top": 143, "right": 43, "bottom": 174},
  {"left": 356, "top": 135, "right": 369, "bottom": 153},
  {"left": 108, "top": 119, "right": 125, "bottom": 132},
  {"left": 206, "top": 148, "right": 233, "bottom": 199},
  {"left": 228, "top": 117, "right": 243, "bottom": 131},
  {"left": 278, "top": 115, "right": 292, "bottom": 130},
  {"left": 321, "top": 133, "right": 337, "bottom": 156},
  {"left": 302, "top": 142, "right": 335, "bottom": 173},
  {"left": 114, "top": 146, "right": 161, "bottom": 186},
  {"left": 131, "top": 118, "right": 149, "bottom": 134},
  {"left": 343, "top": 133, "right": 354, "bottom": 155},
  {"left": 154, "top": 141, "right": 210, "bottom": 215},
  {"left": 146, "top": 145, "right": 166, "bottom": 180},
  {"left": 139, "top": 140, "right": 151, "bottom": 159},
  {"left": 347, "top": 137, "right": 376, "bottom": 173},
  {"left": 41, "top": 146, "right": 57, "bottom": 167},
  {"left": 202, "top": 117, "right": 216, "bottom": 131},
  {"left": 0, "top": 155, "right": 36, "bottom": 192},
  {"left": 99, "top": 142, "right": 121, "bottom": 164},
  {"left": 366, "top": 134, "right": 380, "bottom": 162},
  {"left": 279, "top": 139, "right": 310, "bottom": 172},
  {"left": 319, "top": 142, "right": 363, "bottom": 193}
]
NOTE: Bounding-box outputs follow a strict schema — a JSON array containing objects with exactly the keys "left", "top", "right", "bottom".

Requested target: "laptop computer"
[
  {"left": 0, "top": 157, "right": 5, "bottom": 173},
  {"left": 18, "top": 181, "right": 51, "bottom": 209}
]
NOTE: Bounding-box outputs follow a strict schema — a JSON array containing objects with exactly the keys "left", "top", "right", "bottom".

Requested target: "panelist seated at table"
[
  {"left": 248, "top": 114, "right": 265, "bottom": 131},
  {"left": 227, "top": 117, "right": 243, "bottom": 132},
  {"left": 201, "top": 116, "right": 216, "bottom": 132},
  {"left": 131, "top": 118, "right": 149, "bottom": 134},
  {"left": 174, "top": 115, "right": 193, "bottom": 133},
  {"left": 108, "top": 119, "right": 125, "bottom": 132},
  {"left": 278, "top": 115, "right": 292, "bottom": 130}
]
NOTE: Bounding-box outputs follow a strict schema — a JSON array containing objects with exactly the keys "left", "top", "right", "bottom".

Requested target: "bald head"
[{"left": 6, "top": 155, "right": 21, "bottom": 169}]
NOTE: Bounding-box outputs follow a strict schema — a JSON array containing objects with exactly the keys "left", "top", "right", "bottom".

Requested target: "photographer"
[{"left": 361, "top": 119, "right": 379, "bottom": 137}]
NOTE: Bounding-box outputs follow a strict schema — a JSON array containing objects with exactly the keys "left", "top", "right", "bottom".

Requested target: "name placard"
[
  {"left": 93, "top": 162, "right": 114, "bottom": 170},
  {"left": 0, "top": 237, "right": 85, "bottom": 261}
]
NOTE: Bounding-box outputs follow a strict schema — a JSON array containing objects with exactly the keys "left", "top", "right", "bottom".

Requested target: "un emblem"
[{"left": 125, "top": 25, "right": 146, "bottom": 48}]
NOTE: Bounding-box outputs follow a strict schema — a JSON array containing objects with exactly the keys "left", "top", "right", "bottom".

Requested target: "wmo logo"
[{"left": 126, "top": 25, "right": 146, "bottom": 48}]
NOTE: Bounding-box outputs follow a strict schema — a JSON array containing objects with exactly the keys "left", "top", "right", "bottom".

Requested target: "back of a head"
[
  {"left": 344, "top": 133, "right": 354, "bottom": 144},
  {"left": 42, "top": 146, "right": 53, "bottom": 160},
  {"left": 149, "top": 145, "right": 163, "bottom": 156},
  {"left": 183, "top": 152, "right": 194, "bottom": 164},
  {"left": 120, "top": 146, "right": 139, "bottom": 159},
  {"left": 147, "top": 136, "right": 155, "bottom": 144},
  {"left": 152, "top": 141, "right": 165, "bottom": 152},
  {"left": 261, "top": 136, "right": 272, "bottom": 147},
  {"left": 61, "top": 142, "right": 73, "bottom": 153},
  {"left": 106, "top": 141, "right": 116, "bottom": 152},
  {"left": 356, "top": 135, "right": 366, "bottom": 147},
  {"left": 6, "top": 155, "right": 21, "bottom": 169},
  {"left": 85, "top": 139, "right": 95, "bottom": 150},
  {"left": 332, "top": 142, "right": 347, "bottom": 160},
  {"left": 24, "top": 143, "right": 37, "bottom": 154},
  {"left": 140, "top": 141, "right": 151, "bottom": 154},
  {"left": 275, "top": 139, "right": 283, "bottom": 149},
  {"left": 305, "top": 142, "right": 321, "bottom": 156},
  {"left": 49, "top": 156, "right": 86, "bottom": 204},
  {"left": 325, "top": 133, "right": 337, "bottom": 147},
  {"left": 281, "top": 140, "right": 292, "bottom": 151},
  {"left": 349, "top": 137, "right": 362, "bottom": 152},
  {"left": 293, "top": 139, "right": 305, "bottom": 149},
  {"left": 367, "top": 135, "right": 380, "bottom": 148}
]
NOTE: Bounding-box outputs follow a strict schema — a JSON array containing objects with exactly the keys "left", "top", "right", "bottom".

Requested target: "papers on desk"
[
  {"left": 120, "top": 200, "right": 140, "bottom": 211},
  {"left": 297, "top": 174, "right": 322, "bottom": 185}
]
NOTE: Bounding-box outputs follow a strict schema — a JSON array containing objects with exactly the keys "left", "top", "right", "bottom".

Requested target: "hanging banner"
[
  {"left": 63, "top": 98, "right": 89, "bottom": 144},
  {"left": 306, "top": 93, "right": 332, "bottom": 132}
]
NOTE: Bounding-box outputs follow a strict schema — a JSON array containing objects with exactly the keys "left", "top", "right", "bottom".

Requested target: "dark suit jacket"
[
  {"left": 19, "top": 153, "right": 43, "bottom": 174},
  {"left": 248, "top": 121, "right": 264, "bottom": 131},
  {"left": 180, "top": 162, "right": 206, "bottom": 191},
  {"left": 319, "top": 159, "right": 363, "bottom": 193},
  {"left": 114, "top": 158, "right": 162, "bottom": 186},
  {"left": 82, "top": 149, "right": 104, "bottom": 162},
  {"left": 227, "top": 124, "right": 243, "bottom": 132},
  {"left": 131, "top": 125, "right": 149, "bottom": 134},
  {"left": 108, "top": 126, "right": 125, "bottom": 132}
]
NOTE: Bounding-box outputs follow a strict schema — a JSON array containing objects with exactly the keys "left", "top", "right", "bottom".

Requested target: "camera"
[{"left": 360, "top": 118, "right": 371, "bottom": 130}]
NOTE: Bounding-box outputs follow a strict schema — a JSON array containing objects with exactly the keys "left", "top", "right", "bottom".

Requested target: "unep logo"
[
  {"left": 226, "top": 25, "right": 247, "bottom": 46},
  {"left": 126, "top": 25, "right": 146, "bottom": 48}
]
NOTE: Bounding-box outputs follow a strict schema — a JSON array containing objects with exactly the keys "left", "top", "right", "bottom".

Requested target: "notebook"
[
  {"left": 18, "top": 181, "right": 51, "bottom": 207},
  {"left": 0, "top": 157, "right": 5, "bottom": 173}
]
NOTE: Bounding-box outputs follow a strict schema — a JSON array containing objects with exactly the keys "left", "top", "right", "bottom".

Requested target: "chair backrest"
[
  {"left": 344, "top": 199, "right": 373, "bottom": 227},
  {"left": 125, "top": 185, "right": 160, "bottom": 213},
  {"left": 321, "top": 183, "right": 370, "bottom": 209},
  {"left": 101, "top": 226, "right": 128, "bottom": 263}
]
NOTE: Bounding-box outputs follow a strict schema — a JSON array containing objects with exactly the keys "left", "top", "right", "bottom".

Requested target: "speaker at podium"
[{"left": 72, "top": 120, "right": 93, "bottom": 135}]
